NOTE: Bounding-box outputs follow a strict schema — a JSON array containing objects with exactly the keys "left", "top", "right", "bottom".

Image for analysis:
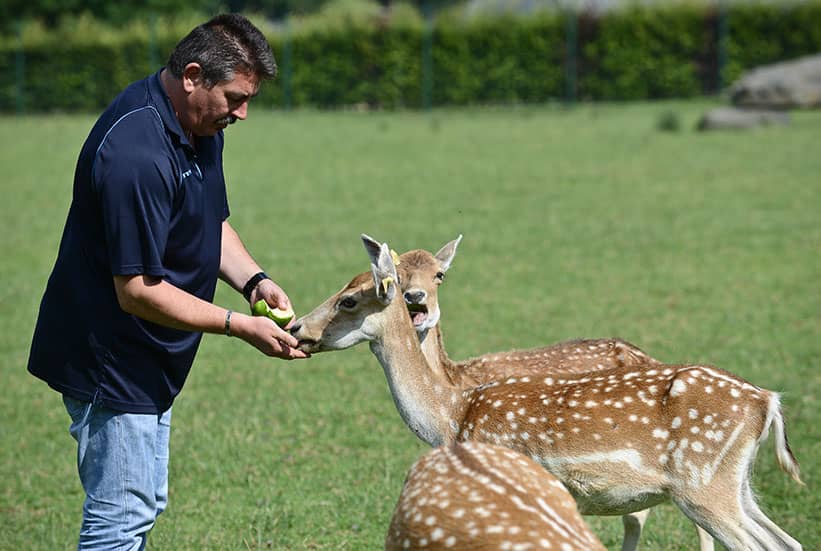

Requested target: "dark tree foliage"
[
  {"left": 238, "top": 0, "right": 332, "bottom": 18},
  {"left": 1, "top": 0, "right": 204, "bottom": 31},
  {"left": 0, "top": 0, "right": 334, "bottom": 31},
  {"left": 1, "top": 0, "right": 462, "bottom": 32}
]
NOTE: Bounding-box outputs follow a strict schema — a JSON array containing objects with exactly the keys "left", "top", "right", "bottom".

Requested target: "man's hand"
[
  {"left": 249, "top": 278, "right": 297, "bottom": 330},
  {"left": 231, "top": 312, "right": 309, "bottom": 360}
]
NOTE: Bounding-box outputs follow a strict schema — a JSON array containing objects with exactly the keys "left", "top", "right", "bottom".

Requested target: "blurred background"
[
  {"left": 2, "top": 2, "right": 819, "bottom": 549},
  {"left": 2, "top": 0, "right": 819, "bottom": 113}
]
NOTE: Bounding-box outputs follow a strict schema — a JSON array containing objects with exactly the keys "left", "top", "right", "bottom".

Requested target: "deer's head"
[
  {"left": 398, "top": 235, "right": 462, "bottom": 334},
  {"left": 291, "top": 234, "right": 399, "bottom": 353}
]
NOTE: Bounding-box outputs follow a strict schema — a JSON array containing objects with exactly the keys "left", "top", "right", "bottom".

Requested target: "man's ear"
[{"left": 181, "top": 63, "right": 203, "bottom": 93}]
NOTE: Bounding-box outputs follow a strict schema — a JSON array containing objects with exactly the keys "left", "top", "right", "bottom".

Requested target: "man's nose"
[{"left": 232, "top": 101, "right": 248, "bottom": 120}]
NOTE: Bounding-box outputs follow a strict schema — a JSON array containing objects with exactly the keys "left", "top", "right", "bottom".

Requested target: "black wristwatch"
[{"left": 242, "top": 271, "right": 270, "bottom": 302}]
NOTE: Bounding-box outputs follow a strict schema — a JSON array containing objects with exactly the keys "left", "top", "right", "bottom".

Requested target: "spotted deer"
[
  {"left": 397, "top": 237, "right": 707, "bottom": 551},
  {"left": 398, "top": 235, "right": 662, "bottom": 389},
  {"left": 291, "top": 235, "right": 803, "bottom": 551},
  {"left": 386, "top": 441, "right": 605, "bottom": 550}
]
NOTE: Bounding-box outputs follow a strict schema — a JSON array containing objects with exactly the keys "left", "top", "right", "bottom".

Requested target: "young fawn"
[
  {"left": 290, "top": 235, "right": 802, "bottom": 551},
  {"left": 397, "top": 235, "right": 662, "bottom": 388},
  {"left": 396, "top": 236, "right": 708, "bottom": 551},
  {"left": 386, "top": 441, "right": 605, "bottom": 550}
]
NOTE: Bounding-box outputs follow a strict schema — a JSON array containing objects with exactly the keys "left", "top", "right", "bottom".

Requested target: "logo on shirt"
[{"left": 180, "top": 162, "right": 203, "bottom": 182}]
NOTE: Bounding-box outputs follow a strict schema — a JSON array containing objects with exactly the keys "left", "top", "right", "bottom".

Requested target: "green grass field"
[{"left": 1, "top": 101, "right": 819, "bottom": 550}]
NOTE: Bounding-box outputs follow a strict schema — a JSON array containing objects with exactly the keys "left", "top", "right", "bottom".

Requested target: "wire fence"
[{"left": 4, "top": 1, "right": 816, "bottom": 114}]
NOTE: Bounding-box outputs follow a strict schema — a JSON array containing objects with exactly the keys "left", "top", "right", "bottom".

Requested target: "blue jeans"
[{"left": 63, "top": 395, "right": 172, "bottom": 551}]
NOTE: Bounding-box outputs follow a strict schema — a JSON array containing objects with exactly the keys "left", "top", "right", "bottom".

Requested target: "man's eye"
[{"left": 339, "top": 297, "right": 357, "bottom": 309}]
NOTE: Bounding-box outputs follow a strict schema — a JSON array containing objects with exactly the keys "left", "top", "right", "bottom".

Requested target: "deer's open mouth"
[
  {"left": 296, "top": 338, "right": 318, "bottom": 353},
  {"left": 407, "top": 303, "right": 428, "bottom": 326}
]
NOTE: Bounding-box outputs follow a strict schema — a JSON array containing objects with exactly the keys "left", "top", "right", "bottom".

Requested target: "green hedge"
[
  {"left": 722, "top": 2, "right": 821, "bottom": 86},
  {"left": 2, "top": 2, "right": 821, "bottom": 112},
  {"left": 581, "top": 6, "right": 706, "bottom": 100}
]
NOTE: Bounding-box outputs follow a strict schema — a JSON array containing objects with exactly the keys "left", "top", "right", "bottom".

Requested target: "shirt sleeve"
[{"left": 92, "top": 108, "right": 177, "bottom": 278}]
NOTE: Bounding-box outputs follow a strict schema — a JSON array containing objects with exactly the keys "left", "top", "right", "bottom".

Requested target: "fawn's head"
[{"left": 398, "top": 235, "right": 462, "bottom": 334}]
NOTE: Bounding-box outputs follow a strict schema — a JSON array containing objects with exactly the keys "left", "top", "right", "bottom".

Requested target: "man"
[{"left": 27, "top": 14, "right": 308, "bottom": 549}]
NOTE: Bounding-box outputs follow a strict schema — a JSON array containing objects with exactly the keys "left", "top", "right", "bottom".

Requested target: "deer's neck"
[
  {"left": 420, "top": 324, "right": 484, "bottom": 389},
  {"left": 419, "top": 325, "right": 454, "bottom": 370},
  {"left": 369, "top": 298, "right": 465, "bottom": 447}
]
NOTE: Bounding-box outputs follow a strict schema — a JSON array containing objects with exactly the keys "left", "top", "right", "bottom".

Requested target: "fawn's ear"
[
  {"left": 362, "top": 235, "right": 397, "bottom": 304},
  {"left": 435, "top": 234, "right": 463, "bottom": 273}
]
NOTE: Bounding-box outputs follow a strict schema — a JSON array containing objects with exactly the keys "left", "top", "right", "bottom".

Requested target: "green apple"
[{"left": 251, "top": 299, "right": 295, "bottom": 328}]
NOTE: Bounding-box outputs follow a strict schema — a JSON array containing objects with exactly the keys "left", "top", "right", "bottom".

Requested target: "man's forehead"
[{"left": 220, "top": 71, "right": 259, "bottom": 94}]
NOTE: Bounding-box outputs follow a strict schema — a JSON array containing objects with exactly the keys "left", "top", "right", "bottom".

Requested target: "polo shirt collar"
[{"left": 148, "top": 69, "right": 194, "bottom": 149}]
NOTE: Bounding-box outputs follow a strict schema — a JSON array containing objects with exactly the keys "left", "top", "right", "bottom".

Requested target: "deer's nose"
[
  {"left": 404, "top": 290, "right": 426, "bottom": 304},
  {"left": 289, "top": 322, "right": 302, "bottom": 335}
]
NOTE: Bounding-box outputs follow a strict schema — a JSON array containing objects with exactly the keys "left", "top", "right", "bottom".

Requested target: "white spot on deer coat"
[
  {"left": 670, "top": 380, "right": 687, "bottom": 397},
  {"left": 545, "top": 449, "right": 645, "bottom": 472}
]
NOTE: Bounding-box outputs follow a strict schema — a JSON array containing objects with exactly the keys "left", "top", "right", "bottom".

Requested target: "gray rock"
[
  {"left": 696, "top": 107, "right": 789, "bottom": 131},
  {"left": 730, "top": 53, "right": 821, "bottom": 109}
]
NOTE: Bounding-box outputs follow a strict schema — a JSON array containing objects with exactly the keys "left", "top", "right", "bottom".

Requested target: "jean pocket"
[{"left": 63, "top": 395, "right": 91, "bottom": 424}]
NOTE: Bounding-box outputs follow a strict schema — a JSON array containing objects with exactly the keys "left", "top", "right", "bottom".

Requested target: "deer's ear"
[
  {"left": 435, "top": 234, "right": 463, "bottom": 273},
  {"left": 370, "top": 243, "right": 398, "bottom": 303},
  {"left": 361, "top": 233, "right": 383, "bottom": 262}
]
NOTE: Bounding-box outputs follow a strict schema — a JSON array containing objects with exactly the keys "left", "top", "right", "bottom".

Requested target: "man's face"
[{"left": 183, "top": 65, "right": 259, "bottom": 137}]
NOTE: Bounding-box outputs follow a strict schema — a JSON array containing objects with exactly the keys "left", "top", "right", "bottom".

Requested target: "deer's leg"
[
  {"left": 672, "top": 494, "right": 766, "bottom": 551},
  {"left": 740, "top": 479, "right": 802, "bottom": 550},
  {"left": 696, "top": 524, "right": 715, "bottom": 551},
  {"left": 620, "top": 509, "right": 650, "bottom": 551}
]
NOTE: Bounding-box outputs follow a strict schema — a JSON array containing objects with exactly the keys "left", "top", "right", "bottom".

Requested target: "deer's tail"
[{"left": 763, "top": 392, "right": 803, "bottom": 485}]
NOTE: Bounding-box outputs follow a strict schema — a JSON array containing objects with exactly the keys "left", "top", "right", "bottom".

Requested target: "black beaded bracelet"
[
  {"left": 242, "top": 271, "right": 270, "bottom": 302},
  {"left": 224, "top": 310, "right": 233, "bottom": 337}
]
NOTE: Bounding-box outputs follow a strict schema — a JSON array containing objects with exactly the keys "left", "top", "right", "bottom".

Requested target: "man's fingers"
[
  {"left": 271, "top": 339, "right": 309, "bottom": 360},
  {"left": 274, "top": 327, "right": 299, "bottom": 348}
]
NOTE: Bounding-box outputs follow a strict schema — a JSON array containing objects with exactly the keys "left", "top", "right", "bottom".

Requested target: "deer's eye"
[
  {"left": 435, "top": 271, "right": 445, "bottom": 281},
  {"left": 339, "top": 296, "right": 358, "bottom": 309}
]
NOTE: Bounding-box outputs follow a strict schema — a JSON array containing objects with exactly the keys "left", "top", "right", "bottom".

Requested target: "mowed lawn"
[{"left": 1, "top": 101, "right": 819, "bottom": 550}]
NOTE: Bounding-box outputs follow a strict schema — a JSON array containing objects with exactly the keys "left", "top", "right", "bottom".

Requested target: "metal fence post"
[
  {"left": 282, "top": 15, "right": 293, "bottom": 110},
  {"left": 422, "top": 0, "right": 433, "bottom": 111},
  {"left": 15, "top": 19, "right": 26, "bottom": 115},
  {"left": 148, "top": 12, "right": 158, "bottom": 71},
  {"left": 717, "top": 0, "right": 728, "bottom": 92},
  {"left": 565, "top": 8, "right": 577, "bottom": 105}
]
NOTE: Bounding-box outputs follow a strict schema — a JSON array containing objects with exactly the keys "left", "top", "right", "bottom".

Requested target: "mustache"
[{"left": 215, "top": 115, "right": 238, "bottom": 126}]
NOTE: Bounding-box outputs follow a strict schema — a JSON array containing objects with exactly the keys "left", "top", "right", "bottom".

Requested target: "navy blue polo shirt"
[{"left": 27, "top": 70, "right": 230, "bottom": 414}]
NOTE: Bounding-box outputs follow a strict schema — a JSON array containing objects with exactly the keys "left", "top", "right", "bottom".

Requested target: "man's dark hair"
[{"left": 167, "top": 13, "right": 277, "bottom": 87}]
